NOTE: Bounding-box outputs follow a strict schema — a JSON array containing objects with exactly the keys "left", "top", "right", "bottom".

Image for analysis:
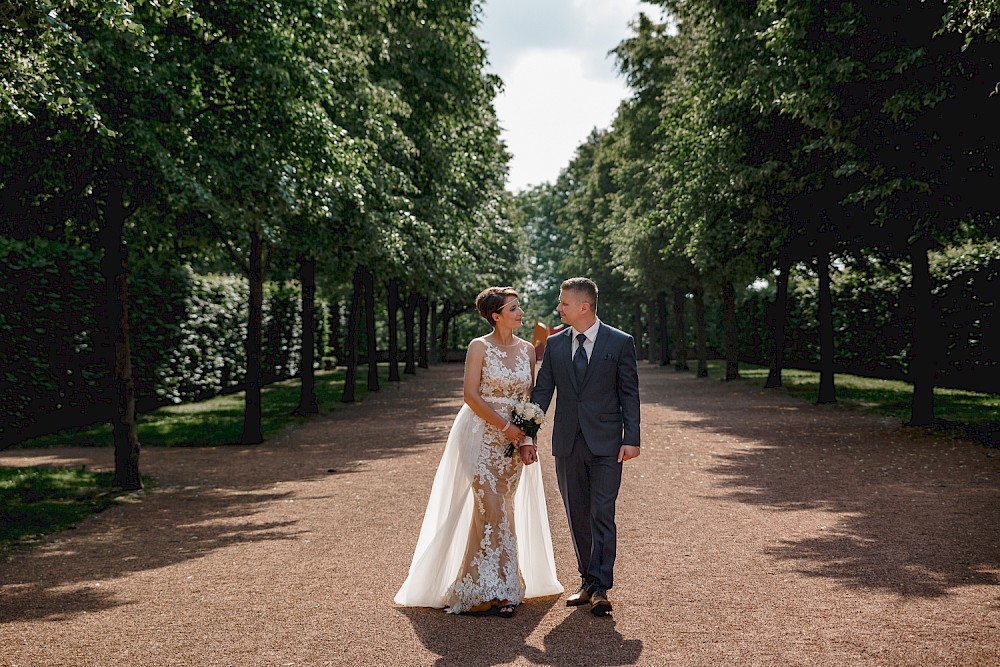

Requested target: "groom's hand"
[{"left": 618, "top": 445, "right": 640, "bottom": 463}]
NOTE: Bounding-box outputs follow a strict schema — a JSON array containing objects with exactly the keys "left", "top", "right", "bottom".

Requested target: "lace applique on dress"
[
  {"left": 444, "top": 339, "right": 532, "bottom": 613},
  {"left": 479, "top": 342, "right": 531, "bottom": 401}
]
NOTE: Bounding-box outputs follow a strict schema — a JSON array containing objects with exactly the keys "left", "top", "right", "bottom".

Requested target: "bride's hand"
[{"left": 502, "top": 422, "right": 525, "bottom": 445}]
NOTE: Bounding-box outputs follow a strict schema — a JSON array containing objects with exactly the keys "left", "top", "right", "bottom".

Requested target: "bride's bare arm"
[
  {"left": 520, "top": 340, "right": 539, "bottom": 465},
  {"left": 463, "top": 339, "right": 525, "bottom": 443}
]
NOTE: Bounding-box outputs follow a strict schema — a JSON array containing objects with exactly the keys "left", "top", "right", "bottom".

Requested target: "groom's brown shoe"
[
  {"left": 590, "top": 591, "right": 612, "bottom": 617},
  {"left": 565, "top": 584, "right": 591, "bottom": 607}
]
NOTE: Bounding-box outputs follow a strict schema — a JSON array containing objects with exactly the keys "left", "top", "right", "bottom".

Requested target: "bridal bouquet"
[{"left": 503, "top": 400, "right": 546, "bottom": 457}]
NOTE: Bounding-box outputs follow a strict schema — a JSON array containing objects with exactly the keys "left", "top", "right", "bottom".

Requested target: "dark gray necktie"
[{"left": 574, "top": 332, "right": 588, "bottom": 385}]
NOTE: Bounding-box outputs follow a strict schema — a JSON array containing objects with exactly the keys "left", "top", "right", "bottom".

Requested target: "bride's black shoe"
[
  {"left": 462, "top": 601, "right": 499, "bottom": 616},
  {"left": 498, "top": 603, "right": 515, "bottom": 618}
]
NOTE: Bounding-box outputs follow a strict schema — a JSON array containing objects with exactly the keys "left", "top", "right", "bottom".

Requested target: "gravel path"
[{"left": 1, "top": 363, "right": 998, "bottom": 666}]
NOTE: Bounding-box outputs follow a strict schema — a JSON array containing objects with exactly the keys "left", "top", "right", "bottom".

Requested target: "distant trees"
[{"left": 518, "top": 0, "right": 999, "bottom": 423}]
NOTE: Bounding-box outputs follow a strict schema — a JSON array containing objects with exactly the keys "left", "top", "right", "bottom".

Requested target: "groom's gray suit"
[{"left": 531, "top": 321, "right": 640, "bottom": 595}]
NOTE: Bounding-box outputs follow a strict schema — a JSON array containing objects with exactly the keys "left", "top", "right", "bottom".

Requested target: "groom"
[{"left": 530, "top": 277, "right": 640, "bottom": 616}]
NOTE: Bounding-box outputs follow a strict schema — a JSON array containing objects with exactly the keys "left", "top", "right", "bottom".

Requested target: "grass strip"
[
  {"left": 16, "top": 365, "right": 394, "bottom": 448},
  {"left": 3, "top": 365, "right": 396, "bottom": 552},
  {"left": 0, "top": 467, "right": 142, "bottom": 554},
  {"left": 688, "top": 360, "right": 998, "bottom": 435}
]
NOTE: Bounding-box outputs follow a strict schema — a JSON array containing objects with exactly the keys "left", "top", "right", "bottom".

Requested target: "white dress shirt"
[{"left": 571, "top": 319, "right": 601, "bottom": 364}]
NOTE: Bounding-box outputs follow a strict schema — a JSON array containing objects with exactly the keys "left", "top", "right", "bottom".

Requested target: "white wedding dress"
[{"left": 394, "top": 339, "right": 563, "bottom": 612}]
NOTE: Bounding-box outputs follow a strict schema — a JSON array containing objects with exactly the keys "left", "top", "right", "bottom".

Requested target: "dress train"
[{"left": 394, "top": 403, "right": 563, "bottom": 609}]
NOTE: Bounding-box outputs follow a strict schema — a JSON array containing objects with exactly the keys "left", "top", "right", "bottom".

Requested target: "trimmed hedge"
[
  {"left": 0, "top": 239, "right": 328, "bottom": 447},
  {"left": 0, "top": 239, "right": 108, "bottom": 444},
  {"left": 735, "top": 243, "right": 998, "bottom": 392}
]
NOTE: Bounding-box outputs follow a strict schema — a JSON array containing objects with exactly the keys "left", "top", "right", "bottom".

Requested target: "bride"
[{"left": 395, "top": 286, "right": 563, "bottom": 617}]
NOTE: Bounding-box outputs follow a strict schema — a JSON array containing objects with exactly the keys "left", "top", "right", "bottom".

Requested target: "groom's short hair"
[{"left": 561, "top": 277, "right": 598, "bottom": 313}]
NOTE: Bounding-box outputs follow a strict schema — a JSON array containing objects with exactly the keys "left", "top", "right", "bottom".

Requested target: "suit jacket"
[{"left": 531, "top": 323, "right": 640, "bottom": 457}]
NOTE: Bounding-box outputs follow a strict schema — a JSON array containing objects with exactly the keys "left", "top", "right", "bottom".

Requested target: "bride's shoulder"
[
  {"left": 465, "top": 338, "right": 489, "bottom": 366},
  {"left": 467, "top": 337, "right": 489, "bottom": 352}
]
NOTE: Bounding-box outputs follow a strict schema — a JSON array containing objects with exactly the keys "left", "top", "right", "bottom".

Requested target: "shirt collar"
[{"left": 573, "top": 318, "right": 601, "bottom": 343}]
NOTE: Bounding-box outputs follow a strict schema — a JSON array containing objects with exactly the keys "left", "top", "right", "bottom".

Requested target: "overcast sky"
[{"left": 475, "top": 0, "right": 652, "bottom": 192}]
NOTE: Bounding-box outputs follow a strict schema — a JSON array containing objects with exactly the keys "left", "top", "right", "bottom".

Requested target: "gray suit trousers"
[{"left": 556, "top": 431, "right": 623, "bottom": 593}]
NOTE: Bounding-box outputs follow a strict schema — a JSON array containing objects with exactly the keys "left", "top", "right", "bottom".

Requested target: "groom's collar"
[{"left": 572, "top": 318, "right": 601, "bottom": 343}]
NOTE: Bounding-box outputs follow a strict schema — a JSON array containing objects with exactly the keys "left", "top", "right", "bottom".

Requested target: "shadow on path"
[
  {"left": 400, "top": 598, "right": 642, "bottom": 666},
  {"left": 640, "top": 367, "right": 1000, "bottom": 601},
  {"left": 0, "top": 367, "right": 465, "bottom": 623},
  {"left": 0, "top": 486, "right": 302, "bottom": 623}
]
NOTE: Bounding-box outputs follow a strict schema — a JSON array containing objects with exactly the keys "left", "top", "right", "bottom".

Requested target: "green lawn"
[
  {"left": 695, "top": 360, "right": 999, "bottom": 428},
  {"left": 0, "top": 467, "right": 153, "bottom": 555},
  {"left": 16, "top": 365, "right": 394, "bottom": 449}
]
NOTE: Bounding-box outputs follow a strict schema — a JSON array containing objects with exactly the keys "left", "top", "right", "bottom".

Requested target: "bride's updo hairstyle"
[{"left": 476, "top": 286, "right": 518, "bottom": 327}]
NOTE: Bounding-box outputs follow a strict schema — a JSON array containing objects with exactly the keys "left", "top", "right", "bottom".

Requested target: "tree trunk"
[
  {"left": 816, "top": 248, "right": 837, "bottom": 404},
  {"left": 403, "top": 293, "right": 418, "bottom": 374},
  {"left": 328, "top": 302, "right": 342, "bottom": 366},
  {"left": 764, "top": 254, "right": 790, "bottom": 389},
  {"left": 98, "top": 182, "right": 141, "bottom": 490},
  {"left": 387, "top": 279, "right": 401, "bottom": 382},
  {"left": 632, "top": 303, "right": 644, "bottom": 359},
  {"left": 361, "top": 266, "right": 379, "bottom": 392},
  {"left": 722, "top": 280, "right": 739, "bottom": 381},
  {"left": 693, "top": 284, "right": 708, "bottom": 377},
  {"left": 646, "top": 300, "right": 658, "bottom": 364},
  {"left": 342, "top": 267, "right": 363, "bottom": 403},
  {"left": 430, "top": 300, "right": 439, "bottom": 364},
  {"left": 908, "top": 238, "right": 936, "bottom": 425},
  {"left": 294, "top": 258, "right": 319, "bottom": 415},
  {"left": 657, "top": 290, "right": 670, "bottom": 367},
  {"left": 671, "top": 288, "right": 689, "bottom": 370},
  {"left": 418, "top": 296, "right": 429, "bottom": 369},
  {"left": 240, "top": 229, "right": 266, "bottom": 444},
  {"left": 440, "top": 301, "right": 452, "bottom": 362}
]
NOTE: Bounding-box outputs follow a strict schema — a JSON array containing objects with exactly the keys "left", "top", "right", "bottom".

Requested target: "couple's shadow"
[{"left": 398, "top": 596, "right": 643, "bottom": 667}]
